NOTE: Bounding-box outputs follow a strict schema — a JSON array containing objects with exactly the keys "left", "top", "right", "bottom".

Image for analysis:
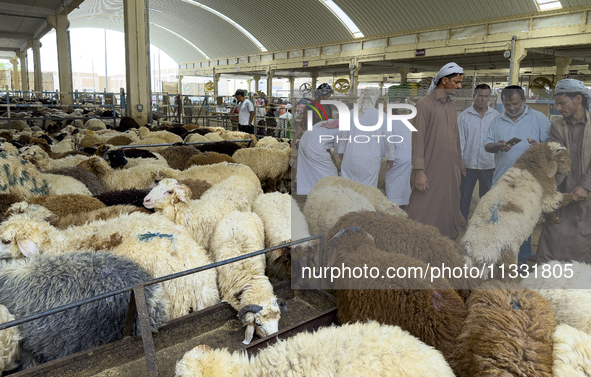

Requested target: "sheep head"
[
  {"left": 514, "top": 142, "right": 571, "bottom": 180},
  {"left": 144, "top": 178, "right": 191, "bottom": 209},
  {"left": 19, "top": 145, "right": 50, "bottom": 169},
  {"left": 238, "top": 297, "right": 286, "bottom": 344},
  {"left": 0, "top": 218, "right": 52, "bottom": 259},
  {"left": 76, "top": 156, "right": 110, "bottom": 176},
  {"left": 5, "top": 202, "right": 53, "bottom": 222},
  {"left": 548, "top": 142, "right": 571, "bottom": 177}
]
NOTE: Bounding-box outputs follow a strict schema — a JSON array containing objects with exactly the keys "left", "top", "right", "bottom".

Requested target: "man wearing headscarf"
[
  {"left": 537, "top": 79, "right": 591, "bottom": 264},
  {"left": 294, "top": 83, "right": 334, "bottom": 142},
  {"left": 407, "top": 62, "right": 465, "bottom": 239},
  {"left": 337, "top": 88, "right": 395, "bottom": 187}
]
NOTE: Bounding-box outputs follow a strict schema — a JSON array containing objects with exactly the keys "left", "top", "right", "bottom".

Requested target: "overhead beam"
[{"left": 0, "top": 32, "right": 32, "bottom": 40}]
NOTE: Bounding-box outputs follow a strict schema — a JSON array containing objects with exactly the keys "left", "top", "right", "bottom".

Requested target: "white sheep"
[
  {"left": 20, "top": 145, "right": 89, "bottom": 170},
  {"left": 521, "top": 260, "right": 591, "bottom": 334},
  {"left": 552, "top": 324, "right": 591, "bottom": 377},
  {"left": 458, "top": 142, "right": 574, "bottom": 276},
  {"left": 175, "top": 321, "right": 455, "bottom": 377},
  {"left": 209, "top": 210, "right": 284, "bottom": 345},
  {"left": 311, "top": 176, "right": 406, "bottom": 217},
  {"left": 0, "top": 304, "right": 22, "bottom": 374},
  {"left": 304, "top": 184, "right": 376, "bottom": 236},
  {"left": 50, "top": 138, "right": 76, "bottom": 154},
  {"left": 138, "top": 126, "right": 183, "bottom": 144},
  {"left": 41, "top": 173, "right": 92, "bottom": 196},
  {"left": 0, "top": 210, "right": 220, "bottom": 320},
  {"left": 82, "top": 119, "right": 107, "bottom": 131},
  {"left": 144, "top": 176, "right": 259, "bottom": 249},
  {"left": 232, "top": 147, "right": 290, "bottom": 192}
]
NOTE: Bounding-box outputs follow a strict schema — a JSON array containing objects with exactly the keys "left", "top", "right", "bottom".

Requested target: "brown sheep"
[
  {"left": 183, "top": 152, "right": 235, "bottom": 170},
  {"left": 450, "top": 280, "right": 555, "bottom": 377},
  {"left": 0, "top": 193, "right": 21, "bottom": 222},
  {"left": 48, "top": 205, "right": 150, "bottom": 228},
  {"left": 325, "top": 227, "right": 467, "bottom": 362},
  {"left": 106, "top": 135, "right": 133, "bottom": 145},
  {"left": 159, "top": 146, "right": 201, "bottom": 170},
  {"left": 26, "top": 194, "right": 106, "bottom": 218},
  {"left": 176, "top": 179, "right": 212, "bottom": 199}
]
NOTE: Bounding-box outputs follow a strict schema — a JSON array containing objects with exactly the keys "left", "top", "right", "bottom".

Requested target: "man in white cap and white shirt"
[
  {"left": 407, "top": 62, "right": 465, "bottom": 239},
  {"left": 537, "top": 78, "right": 591, "bottom": 264}
]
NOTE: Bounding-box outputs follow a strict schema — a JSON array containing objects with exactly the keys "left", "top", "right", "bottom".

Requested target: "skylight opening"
[
  {"left": 150, "top": 23, "right": 210, "bottom": 59},
  {"left": 182, "top": 0, "right": 267, "bottom": 52},
  {"left": 320, "top": 0, "right": 364, "bottom": 38},
  {"left": 534, "top": 0, "right": 562, "bottom": 11}
]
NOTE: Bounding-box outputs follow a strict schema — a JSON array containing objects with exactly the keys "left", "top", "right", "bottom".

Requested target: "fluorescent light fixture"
[
  {"left": 148, "top": 8, "right": 163, "bottom": 13},
  {"left": 182, "top": 0, "right": 267, "bottom": 52},
  {"left": 320, "top": 0, "right": 364, "bottom": 38},
  {"left": 534, "top": 0, "right": 562, "bottom": 11}
]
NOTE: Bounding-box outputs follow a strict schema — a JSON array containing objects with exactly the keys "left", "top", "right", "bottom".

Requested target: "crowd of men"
[{"left": 291, "top": 63, "right": 590, "bottom": 266}]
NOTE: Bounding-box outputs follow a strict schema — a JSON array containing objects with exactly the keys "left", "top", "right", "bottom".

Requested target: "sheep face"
[
  {"left": 143, "top": 178, "right": 191, "bottom": 209},
  {"left": 5, "top": 202, "right": 53, "bottom": 222},
  {"left": 240, "top": 299, "right": 284, "bottom": 344},
  {"left": 554, "top": 148, "right": 571, "bottom": 176},
  {"left": 0, "top": 219, "right": 49, "bottom": 259}
]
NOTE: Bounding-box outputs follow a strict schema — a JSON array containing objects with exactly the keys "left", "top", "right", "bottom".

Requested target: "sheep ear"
[
  {"left": 17, "top": 240, "right": 39, "bottom": 257},
  {"left": 149, "top": 182, "right": 157, "bottom": 189},
  {"left": 243, "top": 324, "right": 255, "bottom": 345},
  {"left": 547, "top": 160, "right": 558, "bottom": 178}
]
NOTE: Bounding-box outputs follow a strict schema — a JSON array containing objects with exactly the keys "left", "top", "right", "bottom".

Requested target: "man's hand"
[
  {"left": 461, "top": 163, "right": 466, "bottom": 177},
  {"left": 414, "top": 170, "right": 429, "bottom": 192},
  {"left": 387, "top": 160, "right": 394, "bottom": 170},
  {"left": 497, "top": 140, "right": 512, "bottom": 152},
  {"left": 527, "top": 138, "right": 538, "bottom": 147},
  {"left": 572, "top": 186, "right": 590, "bottom": 201}
]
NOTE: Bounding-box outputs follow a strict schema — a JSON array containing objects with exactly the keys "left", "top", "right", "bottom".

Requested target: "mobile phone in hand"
[{"left": 505, "top": 137, "right": 522, "bottom": 147}]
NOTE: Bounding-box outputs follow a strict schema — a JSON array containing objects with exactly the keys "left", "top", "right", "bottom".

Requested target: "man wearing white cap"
[
  {"left": 407, "top": 62, "right": 465, "bottom": 239},
  {"left": 537, "top": 79, "right": 591, "bottom": 263}
]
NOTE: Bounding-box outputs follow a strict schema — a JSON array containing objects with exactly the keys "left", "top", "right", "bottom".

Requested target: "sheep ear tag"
[
  {"left": 547, "top": 160, "right": 558, "bottom": 178},
  {"left": 17, "top": 240, "right": 39, "bottom": 257}
]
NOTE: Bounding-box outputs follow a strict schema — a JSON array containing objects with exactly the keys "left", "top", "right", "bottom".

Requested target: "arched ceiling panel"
[{"left": 68, "top": 15, "right": 205, "bottom": 63}]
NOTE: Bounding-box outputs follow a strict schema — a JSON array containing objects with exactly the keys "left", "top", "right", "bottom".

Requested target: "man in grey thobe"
[{"left": 537, "top": 79, "right": 591, "bottom": 263}]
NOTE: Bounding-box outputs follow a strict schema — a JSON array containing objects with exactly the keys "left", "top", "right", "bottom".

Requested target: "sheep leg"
[{"left": 557, "top": 193, "right": 574, "bottom": 207}]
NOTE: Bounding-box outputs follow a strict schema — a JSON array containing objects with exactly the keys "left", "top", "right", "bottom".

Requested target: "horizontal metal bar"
[
  {"left": 0, "top": 235, "right": 321, "bottom": 332},
  {"left": 115, "top": 139, "right": 253, "bottom": 149}
]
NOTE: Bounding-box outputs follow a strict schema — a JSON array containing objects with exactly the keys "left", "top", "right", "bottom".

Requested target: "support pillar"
[
  {"left": 508, "top": 38, "right": 527, "bottom": 86},
  {"left": 252, "top": 75, "right": 260, "bottom": 94},
  {"left": 123, "top": 0, "right": 152, "bottom": 126},
  {"left": 398, "top": 67, "right": 410, "bottom": 83},
  {"left": 213, "top": 72, "right": 221, "bottom": 104},
  {"left": 29, "top": 39, "right": 43, "bottom": 93},
  {"left": 19, "top": 50, "right": 28, "bottom": 93},
  {"left": 555, "top": 57, "right": 572, "bottom": 81},
  {"left": 246, "top": 79, "right": 252, "bottom": 94},
  {"left": 48, "top": 14, "right": 73, "bottom": 105},
  {"left": 10, "top": 58, "right": 19, "bottom": 91},
  {"left": 266, "top": 68, "right": 275, "bottom": 97},
  {"left": 350, "top": 61, "right": 362, "bottom": 97},
  {"left": 310, "top": 72, "right": 318, "bottom": 92},
  {"left": 288, "top": 77, "right": 295, "bottom": 103}
]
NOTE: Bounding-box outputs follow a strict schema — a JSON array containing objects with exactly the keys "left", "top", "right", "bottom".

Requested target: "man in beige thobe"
[
  {"left": 537, "top": 79, "right": 591, "bottom": 263},
  {"left": 407, "top": 63, "right": 465, "bottom": 240}
]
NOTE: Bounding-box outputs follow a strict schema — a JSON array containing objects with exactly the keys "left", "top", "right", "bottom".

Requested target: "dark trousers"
[
  {"left": 238, "top": 125, "right": 255, "bottom": 135},
  {"left": 460, "top": 168, "right": 494, "bottom": 222},
  {"left": 518, "top": 236, "right": 532, "bottom": 265}
]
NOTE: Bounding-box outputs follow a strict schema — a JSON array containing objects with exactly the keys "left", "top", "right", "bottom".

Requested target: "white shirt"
[
  {"left": 458, "top": 105, "right": 499, "bottom": 170},
  {"left": 296, "top": 124, "right": 340, "bottom": 195},
  {"left": 238, "top": 99, "right": 254, "bottom": 125}
]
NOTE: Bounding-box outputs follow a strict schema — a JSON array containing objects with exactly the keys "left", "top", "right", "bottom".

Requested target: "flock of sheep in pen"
[{"left": 0, "top": 110, "right": 586, "bottom": 376}]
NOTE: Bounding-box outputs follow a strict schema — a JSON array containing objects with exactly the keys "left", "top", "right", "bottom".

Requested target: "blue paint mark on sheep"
[
  {"left": 511, "top": 298, "right": 521, "bottom": 310},
  {"left": 487, "top": 203, "right": 501, "bottom": 224},
  {"left": 138, "top": 232, "right": 174, "bottom": 242}
]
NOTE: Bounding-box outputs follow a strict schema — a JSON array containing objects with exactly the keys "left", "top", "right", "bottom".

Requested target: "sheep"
[
  {"left": 82, "top": 119, "right": 107, "bottom": 131},
  {"left": 304, "top": 185, "right": 375, "bottom": 237},
  {"left": 0, "top": 152, "right": 49, "bottom": 199},
  {"left": 175, "top": 321, "right": 455, "bottom": 377},
  {"left": 184, "top": 152, "right": 235, "bottom": 170},
  {"left": 552, "top": 324, "right": 591, "bottom": 377},
  {"left": 144, "top": 176, "right": 259, "bottom": 249},
  {"left": 450, "top": 280, "right": 555, "bottom": 377},
  {"left": 252, "top": 192, "right": 291, "bottom": 281},
  {"left": 0, "top": 193, "right": 20, "bottom": 222},
  {"left": 0, "top": 143, "right": 18, "bottom": 156},
  {"left": 520, "top": 260, "right": 591, "bottom": 334},
  {"left": 118, "top": 116, "right": 140, "bottom": 130},
  {"left": 47, "top": 204, "right": 150, "bottom": 229},
  {"left": 40, "top": 173, "right": 92, "bottom": 196},
  {"left": 204, "top": 132, "right": 223, "bottom": 142},
  {"left": 0, "top": 211, "right": 220, "bottom": 319},
  {"left": 45, "top": 167, "right": 106, "bottom": 195},
  {"left": 214, "top": 129, "right": 257, "bottom": 148},
  {"left": 176, "top": 178, "right": 211, "bottom": 199},
  {"left": 78, "top": 156, "right": 260, "bottom": 191},
  {"left": 138, "top": 126, "right": 183, "bottom": 144},
  {"left": 20, "top": 145, "right": 89, "bottom": 170},
  {"left": 323, "top": 225, "right": 467, "bottom": 362},
  {"left": 28, "top": 141, "right": 89, "bottom": 160},
  {"left": 458, "top": 142, "right": 575, "bottom": 277},
  {"left": 194, "top": 140, "right": 241, "bottom": 157},
  {"left": 184, "top": 133, "right": 207, "bottom": 143},
  {"left": 159, "top": 146, "right": 201, "bottom": 170},
  {"left": 0, "top": 304, "right": 22, "bottom": 373},
  {"left": 106, "top": 135, "right": 133, "bottom": 145},
  {"left": 232, "top": 146, "right": 290, "bottom": 192},
  {"left": 209, "top": 210, "right": 284, "bottom": 344},
  {"left": 186, "top": 126, "right": 211, "bottom": 135},
  {"left": 26, "top": 194, "right": 105, "bottom": 218},
  {"left": 311, "top": 176, "right": 406, "bottom": 218},
  {"left": 0, "top": 252, "right": 169, "bottom": 368},
  {"left": 95, "top": 189, "right": 151, "bottom": 209}
]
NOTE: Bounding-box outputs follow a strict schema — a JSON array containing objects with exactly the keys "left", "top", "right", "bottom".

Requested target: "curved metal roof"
[{"left": 65, "top": 0, "right": 590, "bottom": 65}]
